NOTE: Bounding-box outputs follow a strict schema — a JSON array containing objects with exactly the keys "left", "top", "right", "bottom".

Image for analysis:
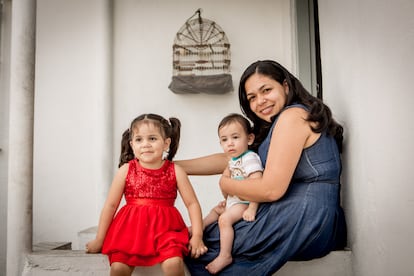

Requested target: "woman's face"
[{"left": 244, "top": 73, "right": 289, "bottom": 122}]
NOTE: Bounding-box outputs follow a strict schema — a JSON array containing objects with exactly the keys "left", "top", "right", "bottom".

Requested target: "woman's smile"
[{"left": 259, "top": 105, "right": 274, "bottom": 116}]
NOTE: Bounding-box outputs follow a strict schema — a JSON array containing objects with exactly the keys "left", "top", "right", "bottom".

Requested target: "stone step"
[
  {"left": 22, "top": 249, "right": 352, "bottom": 276},
  {"left": 276, "top": 250, "right": 352, "bottom": 276},
  {"left": 33, "top": 241, "right": 72, "bottom": 251}
]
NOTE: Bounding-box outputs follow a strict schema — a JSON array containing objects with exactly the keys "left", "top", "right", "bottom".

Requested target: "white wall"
[
  {"left": 34, "top": 0, "right": 295, "bottom": 249},
  {"left": 318, "top": 0, "right": 414, "bottom": 275},
  {"left": 34, "top": 0, "right": 114, "bottom": 248}
]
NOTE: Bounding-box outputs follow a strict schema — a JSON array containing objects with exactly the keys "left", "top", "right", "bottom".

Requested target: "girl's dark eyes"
[{"left": 134, "top": 137, "right": 158, "bottom": 142}]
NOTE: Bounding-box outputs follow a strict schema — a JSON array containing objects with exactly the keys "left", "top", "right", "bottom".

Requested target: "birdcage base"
[{"left": 168, "top": 74, "right": 233, "bottom": 94}]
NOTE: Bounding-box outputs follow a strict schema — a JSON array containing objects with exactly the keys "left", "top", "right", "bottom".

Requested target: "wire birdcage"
[{"left": 168, "top": 9, "right": 233, "bottom": 94}]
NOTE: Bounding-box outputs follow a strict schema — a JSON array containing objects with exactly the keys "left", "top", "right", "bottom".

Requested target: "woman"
[{"left": 178, "top": 60, "right": 347, "bottom": 275}]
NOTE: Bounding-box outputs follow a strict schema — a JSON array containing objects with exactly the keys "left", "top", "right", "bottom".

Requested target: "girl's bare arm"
[
  {"left": 86, "top": 164, "right": 128, "bottom": 253},
  {"left": 175, "top": 164, "right": 208, "bottom": 258}
]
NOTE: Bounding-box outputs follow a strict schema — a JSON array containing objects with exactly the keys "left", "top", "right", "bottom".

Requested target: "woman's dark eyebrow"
[{"left": 247, "top": 84, "right": 267, "bottom": 96}]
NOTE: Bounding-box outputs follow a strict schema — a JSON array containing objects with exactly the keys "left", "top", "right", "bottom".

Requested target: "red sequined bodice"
[{"left": 124, "top": 159, "right": 177, "bottom": 200}]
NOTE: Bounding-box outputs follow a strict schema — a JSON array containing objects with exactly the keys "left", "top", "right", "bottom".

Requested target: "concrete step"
[
  {"left": 33, "top": 241, "right": 72, "bottom": 251},
  {"left": 276, "top": 250, "right": 352, "bottom": 276},
  {"left": 22, "top": 249, "right": 352, "bottom": 276}
]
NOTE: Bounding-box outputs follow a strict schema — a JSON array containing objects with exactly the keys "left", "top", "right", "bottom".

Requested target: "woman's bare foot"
[{"left": 205, "top": 255, "right": 232, "bottom": 274}]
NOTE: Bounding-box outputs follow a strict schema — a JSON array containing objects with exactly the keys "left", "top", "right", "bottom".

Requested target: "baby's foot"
[{"left": 205, "top": 255, "right": 232, "bottom": 274}]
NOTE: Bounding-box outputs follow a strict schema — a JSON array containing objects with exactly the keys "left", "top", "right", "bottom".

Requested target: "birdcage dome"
[{"left": 168, "top": 9, "right": 233, "bottom": 94}]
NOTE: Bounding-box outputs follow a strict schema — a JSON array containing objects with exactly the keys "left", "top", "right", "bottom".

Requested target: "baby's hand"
[
  {"left": 243, "top": 208, "right": 256, "bottom": 222},
  {"left": 188, "top": 237, "right": 208, "bottom": 258},
  {"left": 85, "top": 239, "right": 102, "bottom": 254},
  {"left": 212, "top": 200, "right": 226, "bottom": 214}
]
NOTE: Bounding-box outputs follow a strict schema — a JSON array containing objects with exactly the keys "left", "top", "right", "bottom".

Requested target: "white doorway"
[{"left": 296, "top": 0, "right": 322, "bottom": 98}]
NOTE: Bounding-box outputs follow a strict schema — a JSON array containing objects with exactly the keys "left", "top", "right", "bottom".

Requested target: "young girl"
[
  {"left": 86, "top": 113, "right": 207, "bottom": 276},
  {"left": 202, "top": 113, "right": 263, "bottom": 274}
]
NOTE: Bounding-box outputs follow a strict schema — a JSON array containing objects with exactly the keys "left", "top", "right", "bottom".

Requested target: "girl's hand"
[
  {"left": 85, "top": 239, "right": 102, "bottom": 254},
  {"left": 188, "top": 237, "right": 208, "bottom": 258}
]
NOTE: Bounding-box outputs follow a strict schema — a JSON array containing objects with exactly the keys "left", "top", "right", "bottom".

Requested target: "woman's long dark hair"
[
  {"left": 118, "top": 113, "right": 181, "bottom": 167},
  {"left": 239, "top": 60, "right": 343, "bottom": 152}
]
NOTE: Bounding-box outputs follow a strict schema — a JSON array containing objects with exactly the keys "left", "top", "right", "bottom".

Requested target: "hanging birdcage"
[{"left": 168, "top": 9, "right": 233, "bottom": 94}]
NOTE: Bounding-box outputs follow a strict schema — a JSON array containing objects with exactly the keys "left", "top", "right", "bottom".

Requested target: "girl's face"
[
  {"left": 129, "top": 122, "right": 170, "bottom": 167},
  {"left": 219, "top": 122, "right": 254, "bottom": 158},
  {"left": 244, "top": 73, "right": 289, "bottom": 122}
]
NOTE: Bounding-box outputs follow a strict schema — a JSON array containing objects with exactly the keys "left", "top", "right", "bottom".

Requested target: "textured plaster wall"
[
  {"left": 34, "top": 0, "right": 295, "bottom": 249},
  {"left": 318, "top": 0, "right": 414, "bottom": 275}
]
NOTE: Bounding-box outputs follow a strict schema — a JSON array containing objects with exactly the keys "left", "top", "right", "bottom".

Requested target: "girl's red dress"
[{"left": 102, "top": 159, "right": 189, "bottom": 266}]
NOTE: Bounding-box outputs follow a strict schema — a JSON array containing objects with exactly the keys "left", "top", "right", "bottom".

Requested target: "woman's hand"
[
  {"left": 219, "top": 167, "right": 231, "bottom": 197},
  {"left": 219, "top": 173, "right": 230, "bottom": 197},
  {"left": 222, "top": 166, "right": 230, "bottom": 177},
  {"left": 85, "top": 239, "right": 102, "bottom": 254}
]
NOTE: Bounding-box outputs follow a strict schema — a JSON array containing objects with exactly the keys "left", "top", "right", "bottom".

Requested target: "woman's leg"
[
  {"left": 161, "top": 256, "right": 185, "bottom": 276},
  {"left": 186, "top": 183, "right": 345, "bottom": 275},
  {"left": 110, "top": 262, "right": 134, "bottom": 276}
]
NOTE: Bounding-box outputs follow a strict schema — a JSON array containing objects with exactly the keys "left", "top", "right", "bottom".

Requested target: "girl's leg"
[
  {"left": 205, "top": 204, "right": 248, "bottom": 274},
  {"left": 110, "top": 262, "right": 134, "bottom": 276},
  {"left": 161, "top": 256, "right": 185, "bottom": 276}
]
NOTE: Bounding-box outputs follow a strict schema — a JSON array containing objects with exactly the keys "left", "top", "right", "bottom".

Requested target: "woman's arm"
[
  {"left": 86, "top": 164, "right": 128, "bottom": 253},
  {"left": 175, "top": 153, "right": 229, "bottom": 175},
  {"left": 220, "top": 108, "right": 316, "bottom": 202}
]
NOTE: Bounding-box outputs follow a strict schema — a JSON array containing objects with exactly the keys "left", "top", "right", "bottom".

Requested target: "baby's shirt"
[{"left": 229, "top": 150, "right": 263, "bottom": 180}]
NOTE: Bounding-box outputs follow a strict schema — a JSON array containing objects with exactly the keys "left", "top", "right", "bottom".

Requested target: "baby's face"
[{"left": 218, "top": 122, "right": 252, "bottom": 158}]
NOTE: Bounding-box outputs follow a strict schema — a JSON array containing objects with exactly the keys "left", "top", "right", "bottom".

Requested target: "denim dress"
[{"left": 185, "top": 104, "right": 347, "bottom": 275}]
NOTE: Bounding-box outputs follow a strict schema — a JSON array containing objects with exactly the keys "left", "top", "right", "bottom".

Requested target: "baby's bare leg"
[
  {"left": 189, "top": 201, "right": 225, "bottom": 236},
  {"left": 203, "top": 201, "right": 226, "bottom": 229},
  {"left": 205, "top": 204, "right": 248, "bottom": 274}
]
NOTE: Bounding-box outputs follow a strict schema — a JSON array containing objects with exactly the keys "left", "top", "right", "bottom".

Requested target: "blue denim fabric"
[{"left": 185, "top": 104, "right": 347, "bottom": 275}]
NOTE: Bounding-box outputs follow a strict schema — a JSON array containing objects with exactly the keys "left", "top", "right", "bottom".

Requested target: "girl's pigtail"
[
  {"left": 166, "top": 117, "right": 181, "bottom": 161},
  {"left": 118, "top": 128, "right": 134, "bottom": 168}
]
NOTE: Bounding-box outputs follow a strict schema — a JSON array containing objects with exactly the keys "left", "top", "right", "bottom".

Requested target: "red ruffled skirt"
[{"left": 102, "top": 198, "right": 189, "bottom": 266}]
